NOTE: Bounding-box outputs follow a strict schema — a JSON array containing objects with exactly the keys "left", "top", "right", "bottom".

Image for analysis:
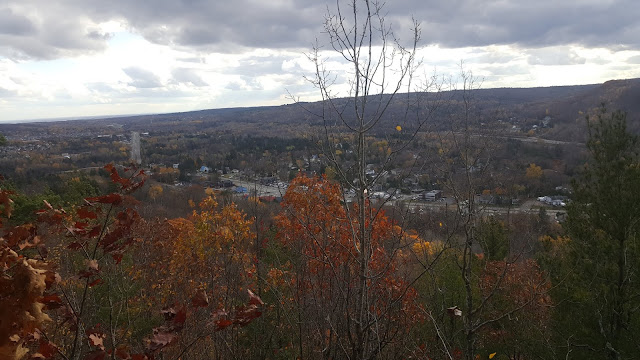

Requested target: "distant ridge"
[
  {"left": 2, "top": 113, "right": 156, "bottom": 125},
  {"left": 2, "top": 78, "right": 639, "bottom": 142}
]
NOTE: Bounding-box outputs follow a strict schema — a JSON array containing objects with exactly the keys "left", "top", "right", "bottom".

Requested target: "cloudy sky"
[{"left": 0, "top": 0, "right": 639, "bottom": 122}]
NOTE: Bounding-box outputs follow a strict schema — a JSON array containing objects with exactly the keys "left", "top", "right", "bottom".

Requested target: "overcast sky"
[{"left": 0, "top": 0, "right": 639, "bottom": 122}]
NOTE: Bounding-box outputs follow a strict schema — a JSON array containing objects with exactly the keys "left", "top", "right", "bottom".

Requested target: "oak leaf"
[{"left": 191, "top": 289, "right": 209, "bottom": 308}]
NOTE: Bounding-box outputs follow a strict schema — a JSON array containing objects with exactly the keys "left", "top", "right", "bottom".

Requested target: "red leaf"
[
  {"left": 233, "top": 305, "right": 262, "bottom": 326},
  {"left": 116, "top": 208, "right": 138, "bottom": 223},
  {"left": 38, "top": 210, "right": 65, "bottom": 226},
  {"left": 125, "top": 179, "right": 145, "bottom": 193},
  {"left": 111, "top": 252, "right": 124, "bottom": 264},
  {"left": 37, "top": 339, "right": 58, "bottom": 359},
  {"left": 39, "top": 294, "right": 63, "bottom": 310},
  {"left": 172, "top": 308, "right": 186, "bottom": 331},
  {"left": 115, "top": 346, "right": 131, "bottom": 359},
  {"left": 77, "top": 207, "right": 98, "bottom": 220},
  {"left": 208, "top": 309, "right": 232, "bottom": 331},
  {"left": 86, "top": 225, "right": 102, "bottom": 238},
  {"left": 89, "top": 278, "right": 104, "bottom": 287},
  {"left": 209, "top": 309, "right": 228, "bottom": 321},
  {"left": 191, "top": 289, "right": 209, "bottom": 308},
  {"left": 5, "top": 224, "right": 36, "bottom": 248},
  {"left": 86, "top": 193, "right": 123, "bottom": 205},
  {"left": 111, "top": 171, "right": 125, "bottom": 185},
  {"left": 68, "top": 242, "right": 84, "bottom": 250},
  {"left": 247, "top": 289, "right": 264, "bottom": 306},
  {"left": 84, "top": 350, "right": 106, "bottom": 360},
  {"left": 74, "top": 221, "right": 88, "bottom": 230},
  {"left": 61, "top": 306, "right": 79, "bottom": 331},
  {"left": 146, "top": 330, "right": 176, "bottom": 353},
  {"left": 213, "top": 319, "right": 233, "bottom": 332}
]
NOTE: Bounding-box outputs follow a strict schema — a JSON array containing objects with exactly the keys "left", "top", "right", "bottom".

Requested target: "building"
[
  {"left": 131, "top": 132, "right": 141, "bottom": 165},
  {"left": 424, "top": 190, "right": 443, "bottom": 202}
]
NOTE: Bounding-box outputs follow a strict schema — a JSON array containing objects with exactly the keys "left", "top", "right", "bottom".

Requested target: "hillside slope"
[{"left": 2, "top": 78, "right": 639, "bottom": 142}]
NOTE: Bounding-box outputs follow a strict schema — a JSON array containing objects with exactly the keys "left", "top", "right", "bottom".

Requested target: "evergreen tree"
[{"left": 559, "top": 106, "right": 640, "bottom": 359}]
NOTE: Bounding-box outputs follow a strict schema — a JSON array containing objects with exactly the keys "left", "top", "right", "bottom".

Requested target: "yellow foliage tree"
[
  {"left": 148, "top": 184, "right": 163, "bottom": 200},
  {"left": 150, "top": 195, "right": 255, "bottom": 308},
  {"left": 525, "top": 163, "right": 543, "bottom": 180}
]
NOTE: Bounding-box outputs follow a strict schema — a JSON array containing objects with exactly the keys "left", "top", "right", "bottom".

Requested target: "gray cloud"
[
  {"left": 87, "top": 82, "right": 119, "bottom": 93},
  {"left": 527, "top": 48, "right": 586, "bottom": 66},
  {"left": 67, "top": 0, "right": 324, "bottom": 52},
  {"left": 0, "top": 0, "right": 638, "bottom": 60},
  {"left": 171, "top": 68, "right": 208, "bottom": 87},
  {"left": 627, "top": 55, "right": 640, "bottom": 64},
  {"left": 225, "top": 81, "right": 243, "bottom": 91},
  {"left": 177, "top": 56, "right": 205, "bottom": 63},
  {"left": 412, "top": 0, "right": 639, "bottom": 49},
  {"left": 123, "top": 87, "right": 194, "bottom": 99},
  {"left": 42, "top": 20, "right": 111, "bottom": 52},
  {"left": 466, "top": 51, "right": 521, "bottom": 65},
  {"left": 0, "top": 8, "right": 36, "bottom": 36},
  {"left": 225, "top": 77, "right": 264, "bottom": 91},
  {"left": 233, "top": 56, "right": 292, "bottom": 76},
  {"left": 123, "top": 67, "right": 163, "bottom": 88},
  {"left": 0, "top": 6, "right": 111, "bottom": 59},
  {"left": 0, "top": 87, "right": 16, "bottom": 97},
  {"left": 479, "top": 64, "right": 530, "bottom": 77}
]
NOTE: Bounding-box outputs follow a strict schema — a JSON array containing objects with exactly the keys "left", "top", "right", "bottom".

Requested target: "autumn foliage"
[
  {"left": 146, "top": 195, "right": 254, "bottom": 306},
  {"left": 0, "top": 164, "right": 264, "bottom": 360},
  {"left": 479, "top": 259, "right": 551, "bottom": 357},
  {"left": 271, "top": 174, "right": 420, "bottom": 358},
  {"left": 1, "top": 165, "right": 567, "bottom": 359}
]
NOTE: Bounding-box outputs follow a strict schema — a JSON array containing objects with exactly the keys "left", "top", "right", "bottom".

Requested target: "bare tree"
[
  {"left": 421, "top": 69, "right": 552, "bottom": 360},
  {"left": 284, "top": 0, "right": 444, "bottom": 358}
]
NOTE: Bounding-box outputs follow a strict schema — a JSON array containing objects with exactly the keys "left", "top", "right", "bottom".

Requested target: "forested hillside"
[{"left": 2, "top": 78, "right": 640, "bottom": 143}]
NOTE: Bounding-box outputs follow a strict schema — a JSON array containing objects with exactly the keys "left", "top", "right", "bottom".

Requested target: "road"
[{"left": 219, "top": 176, "right": 288, "bottom": 198}]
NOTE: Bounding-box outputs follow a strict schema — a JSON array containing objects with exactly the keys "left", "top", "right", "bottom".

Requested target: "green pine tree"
[{"left": 557, "top": 106, "right": 640, "bottom": 359}]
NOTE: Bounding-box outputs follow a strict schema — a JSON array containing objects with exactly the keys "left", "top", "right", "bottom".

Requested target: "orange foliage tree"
[
  {"left": 1, "top": 165, "right": 264, "bottom": 360},
  {"left": 0, "top": 186, "right": 57, "bottom": 360},
  {"left": 479, "top": 259, "right": 552, "bottom": 359},
  {"left": 149, "top": 195, "right": 254, "bottom": 307},
  {"left": 136, "top": 194, "right": 258, "bottom": 358},
  {"left": 271, "top": 174, "right": 421, "bottom": 358}
]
